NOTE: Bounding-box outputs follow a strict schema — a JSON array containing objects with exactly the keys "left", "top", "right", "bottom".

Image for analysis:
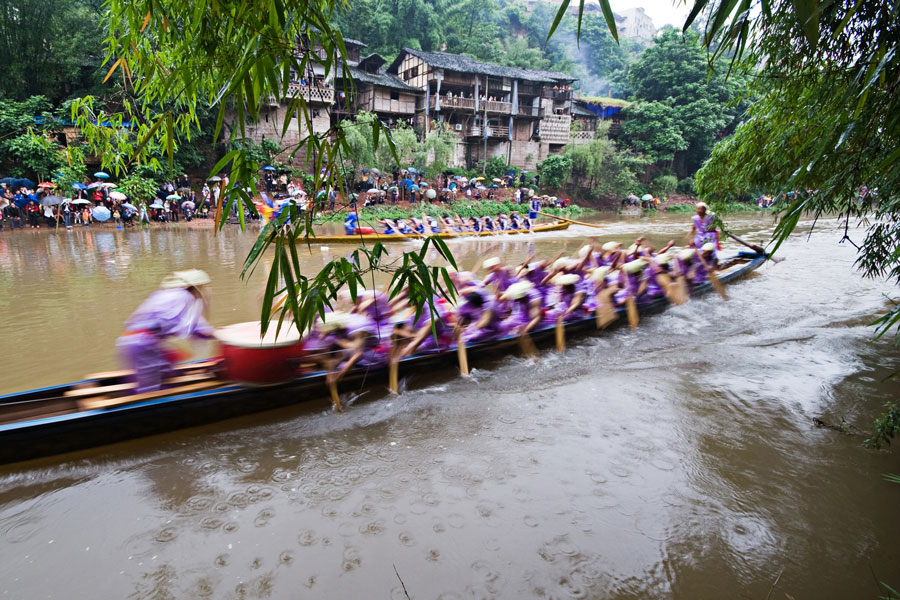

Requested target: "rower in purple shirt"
[
  {"left": 116, "top": 269, "right": 215, "bottom": 393},
  {"left": 482, "top": 257, "right": 516, "bottom": 293},
  {"left": 455, "top": 287, "right": 508, "bottom": 344}
]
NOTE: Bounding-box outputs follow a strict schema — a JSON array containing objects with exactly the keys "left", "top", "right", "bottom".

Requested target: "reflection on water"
[{"left": 1, "top": 216, "right": 900, "bottom": 598}]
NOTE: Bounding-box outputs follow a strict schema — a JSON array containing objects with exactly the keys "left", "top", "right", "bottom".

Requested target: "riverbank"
[{"left": 316, "top": 200, "right": 588, "bottom": 224}]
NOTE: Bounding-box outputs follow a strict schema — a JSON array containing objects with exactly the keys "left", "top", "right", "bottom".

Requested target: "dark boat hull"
[{"left": 0, "top": 252, "right": 767, "bottom": 465}]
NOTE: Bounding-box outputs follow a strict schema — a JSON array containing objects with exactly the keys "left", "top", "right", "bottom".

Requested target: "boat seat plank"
[
  {"left": 83, "top": 359, "right": 220, "bottom": 381},
  {"left": 76, "top": 381, "right": 225, "bottom": 412},
  {"left": 64, "top": 373, "right": 214, "bottom": 399}
]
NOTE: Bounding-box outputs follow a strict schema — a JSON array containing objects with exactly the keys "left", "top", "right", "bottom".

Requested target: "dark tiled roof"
[
  {"left": 358, "top": 53, "right": 386, "bottom": 71},
  {"left": 342, "top": 37, "right": 368, "bottom": 48},
  {"left": 340, "top": 66, "right": 423, "bottom": 93},
  {"left": 388, "top": 48, "right": 576, "bottom": 83},
  {"left": 572, "top": 104, "right": 597, "bottom": 117}
]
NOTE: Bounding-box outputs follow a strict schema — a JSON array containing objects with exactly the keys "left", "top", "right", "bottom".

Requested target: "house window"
[
  {"left": 390, "top": 91, "right": 399, "bottom": 101},
  {"left": 406, "top": 66, "right": 418, "bottom": 80}
]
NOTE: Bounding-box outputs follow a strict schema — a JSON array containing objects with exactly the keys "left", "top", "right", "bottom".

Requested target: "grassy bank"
[
  {"left": 665, "top": 202, "right": 777, "bottom": 214},
  {"left": 314, "top": 201, "right": 589, "bottom": 224}
]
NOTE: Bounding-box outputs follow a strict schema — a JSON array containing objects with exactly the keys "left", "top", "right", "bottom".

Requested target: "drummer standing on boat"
[
  {"left": 690, "top": 202, "right": 719, "bottom": 253},
  {"left": 116, "top": 270, "right": 215, "bottom": 394}
]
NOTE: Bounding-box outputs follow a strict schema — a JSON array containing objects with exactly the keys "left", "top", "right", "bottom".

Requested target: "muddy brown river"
[{"left": 0, "top": 213, "right": 898, "bottom": 599}]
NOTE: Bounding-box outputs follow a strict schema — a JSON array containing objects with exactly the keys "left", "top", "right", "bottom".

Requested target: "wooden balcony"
[
  {"left": 483, "top": 100, "right": 512, "bottom": 114},
  {"left": 431, "top": 96, "right": 475, "bottom": 111},
  {"left": 286, "top": 83, "right": 335, "bottom": 104},
  {"left": 465, "top": 125, "right": 510, "bottom": 139},
  {"left": 517, "top": 106, "right": 544, "bottom": 118}
]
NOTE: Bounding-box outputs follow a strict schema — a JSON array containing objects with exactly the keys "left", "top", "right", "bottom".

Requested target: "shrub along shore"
[{"left": 314, "top": 201, "right": 588, "bottom": 224}]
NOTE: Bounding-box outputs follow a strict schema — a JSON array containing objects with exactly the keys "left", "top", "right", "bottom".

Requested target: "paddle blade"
[
  {"left": 519, "top": 333, "right": 539, "bottom": 358},
  {"left": 329, "top": 382, "right": 343, "bottom": 412},
  {"left": 555, "top": 318, "right": 566, "bottom": 352},
  {"left": 626, "top": 296, "right": 639, "bottom": 330},
  {"left": 457, "top": 342, "right": 470, "bottom": 377},
  {"left": 389, "top": 361, "right": 400, "bottom": 392},
  {"left": 595, "top": 288, "right": 618, "bottom": 329},
  {"left": 709, "top": 270, "right": 729, "bottom": 300}
]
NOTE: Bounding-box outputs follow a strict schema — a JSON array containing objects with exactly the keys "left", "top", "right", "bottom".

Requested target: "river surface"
[{"left": 1, "top": 213, "right": 899, "bottom": 599}]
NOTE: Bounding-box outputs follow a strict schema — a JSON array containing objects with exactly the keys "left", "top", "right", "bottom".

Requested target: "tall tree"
[
  {"left": 622, "top": 30, "right": 746, "bottom": 177},
  {"left": 0, "top": 0, "right": 105, "bottom": 102}
]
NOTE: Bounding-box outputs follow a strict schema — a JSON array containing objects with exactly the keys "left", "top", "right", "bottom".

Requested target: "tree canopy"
[{"left": 621, "top": 30, "right": 747, "bottom": 177}]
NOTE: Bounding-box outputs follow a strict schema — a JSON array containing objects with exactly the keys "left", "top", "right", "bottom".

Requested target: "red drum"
[
  {"left": 357, "top": 226, "right": 375, "bottom": 234},
  {"left": 215, "top": 321, "right": 305, "bottom": 384}
]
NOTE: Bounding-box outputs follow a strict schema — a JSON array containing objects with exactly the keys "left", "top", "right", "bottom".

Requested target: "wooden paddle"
[
  {"left": 329, "top": 381, "right": 343, "bottom": 412},
  {"left": 697, "top": 254, "right": 728, "bottom": 300},
  {"left": 456, "top": 330, "right": 470, "bottom": 377},
  {"left": 625, "top": 295, "right": 639, "bottom": 329},
  {"left": 656, "top": 272, "right": 687, "bottom": 305},
  {"left": 555, "top": 316, "right": 566, "bottom": 352},
  {"left": 595, "top": 288, "right": 618, "bottom": 329},
  {"left": 388, "top": 361, "right": 399, "bottom": 393},
  {"left": 728, "top": 233, "right": 785, "bottom": 263},
  {"left": 537, "top": 211, "right": 607, "bottom": 229},
  {"left": 519, "top": 333, "right": 539, "bottom": 358}
]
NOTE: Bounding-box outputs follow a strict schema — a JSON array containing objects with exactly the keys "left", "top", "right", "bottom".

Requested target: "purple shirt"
[
  {"left": 124, "top": 287, "right": 214, "bottom": 338},
  {"left": 692, "top": 214, "right": 717, "bottom": 249}
]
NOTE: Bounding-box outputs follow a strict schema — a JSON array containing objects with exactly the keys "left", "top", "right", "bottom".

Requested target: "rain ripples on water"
[{"left": 1, "top": 215, "right": 899, "bottom": 598}]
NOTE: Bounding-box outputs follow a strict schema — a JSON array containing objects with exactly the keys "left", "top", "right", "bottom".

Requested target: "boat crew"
[
  {"left": 410, "top": 217, "right": 426, "bottom": 234},
  {"left": 441, "top": 214, "right": 460, "bottom": 232},
  {"left": 454, "top": 287, "right": 508, "bottom": 344},
  {"left": 344, "top": 212, "right": 359, "bottom": 235},
  {"left": 521, "top": 213, "right": 534, "bottom": 231},
  {"left": 482, "top": 257, "right": 516, "bottom": 293},
  {"left": 468, "top": 217, "right": 481, "bottom": 232},
  {"left": 500, "top": 281, "right": 543, "bottom": 336},
  {"left": 690, "top": 202, "right": 718, "bottom": 252},
  {"left": 545, "top": 272, "right": 586, "bottom": 324},
  {"left": 116, "top": 270, "right": 215, "bottom": 394},
  {"left": 427, "top": 216, "right": 440, "bottom": 233},
  {"left": 509, "top": 212, "right": 523, "bottom": 230},
  {"left": 697, "top": 242, "right": 719, "bottom": 274},
  {"left": 616, "top": 259, "right": 649, "bottom": 306},
  {"left": 396, "top": 219, "right": 414, "bottom": 234},
  {"left": 396, "top": 296, "right": 453, "bottom": 356},
  {"left": 529, "top": 196, "right": 541, "bottom": 221},
  {"left": 380, "top": 218, "right": 398, "bottom": 234},
  {"left": 497, "top": 213, "right": 510, "bottom": 231},
  {"left": 482, "top": 215, "right": 495, "bottom": 231}
]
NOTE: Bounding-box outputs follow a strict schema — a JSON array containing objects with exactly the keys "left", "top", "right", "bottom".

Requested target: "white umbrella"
[
  {"left": 72, "top": 199, "right": 92, "bottom": 205},
  {"left": 109, "top": 191, "right": 127, "bottom": 201}
]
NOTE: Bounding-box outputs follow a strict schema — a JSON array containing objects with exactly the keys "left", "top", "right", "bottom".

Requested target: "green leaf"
[
  {"left": 598, "top": 0, "right": 618, "bottom": 43},
  {"left": 546, "top": 0, "right": 572, "bottom": 42},
  {"left": 791, "top": 0, "right": 819, "bottom": 50}
]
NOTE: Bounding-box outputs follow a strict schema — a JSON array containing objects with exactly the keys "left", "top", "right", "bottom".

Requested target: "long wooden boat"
[
  {"left": 0, "top": 251, "right": 766, "bottom": 465},
  {"left": 308, "top": 221, "right": 571, "bottom": 244}
]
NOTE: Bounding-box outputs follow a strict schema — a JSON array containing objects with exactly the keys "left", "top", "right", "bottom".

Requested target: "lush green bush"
[
  {"left": 651, "top": 174, "right": 678, "bottom": 198},
  {"left": 665, "top": 203, "right": 695, "bottom": 214},
  {"left": 314, "top": 200, "right": 586, "bottom": 223},
  {"left": 537, "top": 154, "right": 572, "bottom": 189},
  {"left": 479, "top": 156, "right": 508, "bottom": 180},
  {"left": 117, "top": 174, "right": 159, "bottom": 205},
  {"left": 677, "top": 176, "right": 696, "bottom": 195}
]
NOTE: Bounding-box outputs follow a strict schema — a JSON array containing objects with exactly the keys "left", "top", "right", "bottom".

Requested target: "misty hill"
[{"left": 332, "top": 0, "right": 651, "bottom": 97}]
